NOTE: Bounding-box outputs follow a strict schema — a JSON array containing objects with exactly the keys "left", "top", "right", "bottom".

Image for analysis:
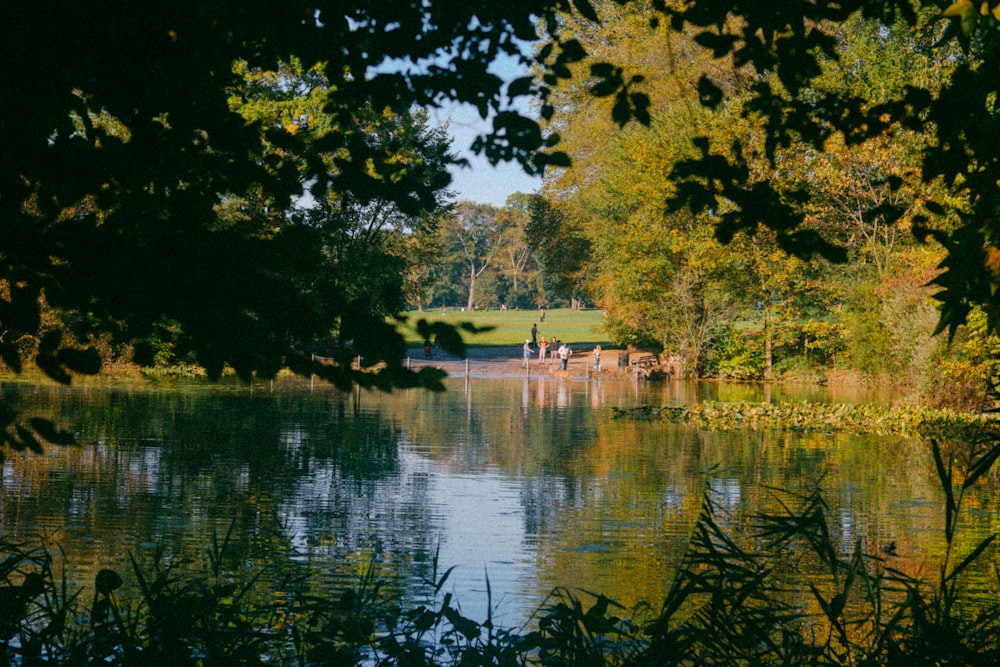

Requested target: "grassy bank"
[{"left": 397, "top": 307, "right": 611, "bottom": 349}]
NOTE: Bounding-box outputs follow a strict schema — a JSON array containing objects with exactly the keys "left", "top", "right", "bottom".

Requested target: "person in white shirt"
[{"left": 557, "top": 343, "right": 571, "bottom": 371}]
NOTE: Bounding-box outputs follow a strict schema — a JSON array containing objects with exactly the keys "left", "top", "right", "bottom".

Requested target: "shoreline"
[{"left": 405, "top": 344, "right": 635, "bottom": 382}]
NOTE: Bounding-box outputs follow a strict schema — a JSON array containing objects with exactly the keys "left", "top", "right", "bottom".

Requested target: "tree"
[
  {"left": 494, "top": 194, "right": 540, "bottom": 309},
  {"left": 8, "top": 0, "right": 1000, "bottom": 431},
  {"left": 533, "top": 2, "right": 974, "bottom": 379},
  {"left": 732, "top": 232, "right": 815, "bottom": 379},
  {"left": 656, "top": 1, "right": 1000, "bottom": 338},
  {"left": 535, "top": 3, "right": 742, "bottom": 357},
  {"left": 798, "top": 14, "right": 961, "bottom": 279},
  {"left": 224, "top": 59, "right": 456, "bottom": 365},
  {"left": 1, "top": 1, "right": 636, "bottom": 458},
  {"left": 525, "top": 198, "right": 592, "bottom": 310},
  {"left": 3, "top": 1, "right": 617, "bottom": 409},
  {"left": 402, "top": 224, "right": 447, "bottom": 313},
  {"left": 438, "top": 202, "right": 503, "bottom": 311}
]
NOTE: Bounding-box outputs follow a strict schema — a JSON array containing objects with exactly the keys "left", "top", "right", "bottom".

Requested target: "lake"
[{"left": 0, "top": 374, "right": 990, "bottom": 628}]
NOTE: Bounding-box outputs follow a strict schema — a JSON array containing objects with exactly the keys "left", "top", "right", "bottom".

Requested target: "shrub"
[{"left": 704, "top": 326, "right": 766, "bottom": 380}]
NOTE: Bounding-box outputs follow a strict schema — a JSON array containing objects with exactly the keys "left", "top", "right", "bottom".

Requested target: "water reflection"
[{"left": 0, "top": 376, "right": 984, "bottom": 627}]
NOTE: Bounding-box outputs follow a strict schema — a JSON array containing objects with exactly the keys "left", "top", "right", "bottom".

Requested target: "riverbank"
[{"left": 404, "top": 344, "right": 639, "bottom": 381}]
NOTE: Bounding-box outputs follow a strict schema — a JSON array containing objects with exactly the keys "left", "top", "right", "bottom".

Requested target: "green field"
[{"left": 397, "top": 308, "right": 611, "bottom": 349}]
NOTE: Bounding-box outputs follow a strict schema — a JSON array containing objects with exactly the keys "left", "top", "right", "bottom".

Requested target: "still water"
[{"left": 0, "top": 375, "right": 991, "bottom": 626}]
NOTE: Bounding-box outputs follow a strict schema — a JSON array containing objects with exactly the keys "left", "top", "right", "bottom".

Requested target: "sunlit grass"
[{"left": 397, "top": 307, "right": 611, "bottom": 348}]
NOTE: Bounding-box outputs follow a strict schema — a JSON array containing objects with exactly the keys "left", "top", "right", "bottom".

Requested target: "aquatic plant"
[{"left": 612, "top": 400, "right": 993, "bottom": 439}]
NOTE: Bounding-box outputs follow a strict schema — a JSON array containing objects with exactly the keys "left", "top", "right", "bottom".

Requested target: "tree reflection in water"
[{"left": 0, "top": 376, "right": 971, "bottom": 629}]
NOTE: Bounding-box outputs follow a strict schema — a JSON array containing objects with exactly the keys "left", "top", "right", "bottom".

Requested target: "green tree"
[
  {"left": 10, "top": 0, "right": 1000, "bottom": 407},
  {"left": 403, "top": 222, "right": 447, "bottom": 312},
  {"left": 731, "top": 232, "right": 815, "bottom": 379},
  {"left": 535, "top": 5, "right": 742, "bottom": 361},
  {"left": 438, "top": 202, "right": 504, "bottom": 312},
  {"left": 493, "top": 194, "right": 538, "bottom": 309},
  {"left": 3, "top": 1, "right": 606, "bottom": 411},
  {"left": 535, "top": 3, "right": 971, "bottom": 380},
  {"left": 525, "top": 198, "right": 592, "bottom": 310},
  {"left": 657, "top": 0, "right": 1000, "bottom": 339},
  {"left": 227, "top": 59, "right": 455, "bottom": 365}
]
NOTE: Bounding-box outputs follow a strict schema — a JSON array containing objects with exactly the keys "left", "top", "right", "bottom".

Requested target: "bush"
[
  {"left": 773, "top": 354, "right": 827, "bottom": 383},
  {"left": 703, "top": 325, "right": 766, "bottom": 380}
]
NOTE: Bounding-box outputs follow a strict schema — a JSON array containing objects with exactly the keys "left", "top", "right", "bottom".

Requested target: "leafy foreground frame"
[{"left": 2, "top": 431, "right": 1000, "bottom": 665}]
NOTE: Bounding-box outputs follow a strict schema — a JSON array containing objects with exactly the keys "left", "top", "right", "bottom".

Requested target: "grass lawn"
[{"left": 396, "top": 308, "right": 611, "bottom": 349}]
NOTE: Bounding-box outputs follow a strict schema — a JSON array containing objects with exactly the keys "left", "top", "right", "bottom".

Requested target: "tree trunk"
[
  {"left": 466, "top": 266, "right": 476, "bottom": 311},
  {"left": 764, "top": 305, "right": 774, "bottom": 380}
]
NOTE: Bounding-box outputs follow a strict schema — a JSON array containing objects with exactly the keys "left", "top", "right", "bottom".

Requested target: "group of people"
[
  {"left": 523, "top": 324, "right": 602, "bottom": 373},
  {"left": 524, "top": 336, "right": 572, "bottom": 370}
]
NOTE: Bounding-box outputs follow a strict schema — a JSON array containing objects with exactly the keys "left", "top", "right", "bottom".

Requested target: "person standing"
[
  {"left": 558, "top": 343, "right": 571, "bottom": 371},
  {"left": 523, "top": 339, "right": 532, "bottom": 369},
  {"left": 538, "top": 337, "right": 549, "bottom": 362},
  {"left": 530, "top": 323, "right": 538, "bottom": 346},
  {"left": 593, "top": 344, "right": 602, "bottom": 372},
  {"left": 540, "top": 309, "right": 546, "bottom": 323}
]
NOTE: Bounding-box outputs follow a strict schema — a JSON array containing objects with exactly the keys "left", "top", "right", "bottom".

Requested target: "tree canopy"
[
  {"left": 2, "top": 1, "right": 588, "bottom": 395},
  {"left": 5, "top": 0, "right": 1000, "bottom": 400},
  {"left": 653, "top": 0, "right": 997, "bottom": 338}
]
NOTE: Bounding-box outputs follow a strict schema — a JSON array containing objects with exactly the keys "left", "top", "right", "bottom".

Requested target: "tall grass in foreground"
[{"left": 3, "top": 427, "right": 1000, "bottom": 665}]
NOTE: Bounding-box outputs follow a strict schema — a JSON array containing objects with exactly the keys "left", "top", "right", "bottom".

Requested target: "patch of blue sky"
[{"left": 375, "top": 43, "right": 543, "bottom": 207}]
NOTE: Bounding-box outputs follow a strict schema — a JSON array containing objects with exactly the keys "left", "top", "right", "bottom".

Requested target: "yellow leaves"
[
  {"left": 984, "top": 245, "right": 1000, "bottom": 277},
  {"left": 942, "top": 0, "right": 974, "bottom": 18},
  {"left": 941, "top": 0, "right": 1000, "bottom": 36},
  {"left": 940, "top": 0, "right": 1000, "bottom": 20},
  {"left": 365, "top": 157, "right": 380, "bottom": 180},
  {"left": 979, "top": 0, "right": 1000, "bottom": 20}
]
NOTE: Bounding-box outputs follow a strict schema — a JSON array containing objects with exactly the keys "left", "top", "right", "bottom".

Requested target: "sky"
[
  {"left": 433, "top": 102, "right": 543, "bottom": 207},
  {"left": 374, "top": 42, "right": 544, "bottom": 207},
  {"left": 425, "top": 49, "right": 544, "bottom": 208}
]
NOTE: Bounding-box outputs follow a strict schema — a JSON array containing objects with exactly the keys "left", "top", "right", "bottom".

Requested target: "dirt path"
[{"left": 406, "top": 344, "right": 631, "bottom": 381}]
